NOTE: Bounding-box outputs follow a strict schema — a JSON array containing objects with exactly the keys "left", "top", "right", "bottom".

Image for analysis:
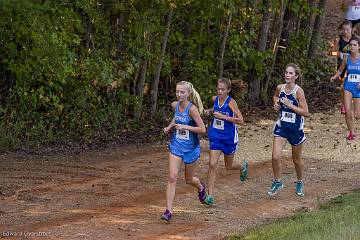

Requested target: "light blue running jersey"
[
  {"left": 344, "top": 54, "right": 360, "bottom": 98},
  {"left": 208, "top": 96, "right": 238, "bottom": 144},
  {"left": 276, "top": 85, "right": 304, "bottom": 131},
  {"left": 170, "top": 102, "right": 200, "bottom": 152}
]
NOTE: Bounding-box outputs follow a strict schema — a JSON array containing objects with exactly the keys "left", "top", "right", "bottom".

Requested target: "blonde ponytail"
[{"left": 177, "top": 81, "right": 204, "bottom": 115}]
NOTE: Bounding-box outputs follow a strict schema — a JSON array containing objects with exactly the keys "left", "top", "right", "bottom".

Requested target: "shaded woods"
[{"left": 0, "top": 0, "right": 331, "bottom": 149}]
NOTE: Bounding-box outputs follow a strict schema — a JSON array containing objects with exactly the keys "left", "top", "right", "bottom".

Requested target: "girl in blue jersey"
[
  {"left": 268, "top": 63, "right": 310, "bottom": 197},
  {"left": 203, "top": 78, "right": 247, "bottom": 206},
  {"left": 331, "top": 36, "right": 360, "bottom": 141},
  {"left": 161, "top": 81, "right": 207, "bottom": 221}
]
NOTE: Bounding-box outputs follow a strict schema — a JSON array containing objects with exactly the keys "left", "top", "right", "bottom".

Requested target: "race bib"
[
  {"left": 176, "top": 129, "right": 190, "bottom": 140},
  {"left": 348, "top": 74, "right": 360, "bottom": 82},
  {"left": 213, "top": 118, "right": 225, "bottom": 130},
  {"left": 281, "top": 111, "right": 296, "bottom": 123}
]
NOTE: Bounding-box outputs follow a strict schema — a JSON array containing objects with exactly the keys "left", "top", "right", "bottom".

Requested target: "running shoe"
[
  {"left": 340, "top": 105, "right": 346, "bottom": 114},
  {"left": 267, "top": 180, "right": 284, "bottom": 196},
  {"left": 240, "top": 160, "right": 249, "bottom": 182},
  {"left": 295, "top": 180, "right": 305, "bottom": 197},
  {"left": 346, "top": 132, "right": 356, "bottom": 141},
  {"left": 160, "top": 209, "right": 172, "bottom": 221},
  {"left": 204, "top": 195, "right": 214, "bottom": 206},
  {"left": 198, "top": 182, "right": 207, "bottom": 204}
]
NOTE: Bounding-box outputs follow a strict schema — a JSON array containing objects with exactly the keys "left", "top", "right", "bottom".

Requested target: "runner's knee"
[{"left": 168, "top": 173, "right": 178, "bottom": 184}]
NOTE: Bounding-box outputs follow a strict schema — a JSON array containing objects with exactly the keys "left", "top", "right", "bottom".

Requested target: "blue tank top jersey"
[
  {"left": 170, "top": 102, "right": 200, "bottom": 152},
  {"left": 276, "top": 85, "right": 304, "bottom": 131},
  {"left": 345, "top": 53, "right": 360, "bottom": 85},
  {"left": 208, "top": 96, "right": 238, "bottom": 143}
]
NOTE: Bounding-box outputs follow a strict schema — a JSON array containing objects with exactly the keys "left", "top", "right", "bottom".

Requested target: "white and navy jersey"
[
  {"left": 345, "top": 53, "right": 360, "bottom": 85},
  {"left": 208, "top": 96, "right": 238, "bottom": 144},
  {"left": 170, "top": 102, "right": 199, "bottom": 152},
  {"left": 276, "top": 85, "right": 304, "bottom": 131}
]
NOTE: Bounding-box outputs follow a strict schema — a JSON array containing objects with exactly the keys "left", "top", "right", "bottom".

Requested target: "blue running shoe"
[
  {"left": 161, "top": 209, "right": 172, "bottom": 221},
  {"left": 240, "top": 160, "right": 249, "bottom": 182},
  {"left": 295, "top": 180, "right": 305, "bottom": 197},
  {"left": 267, "top": 180, "right": 284, "bottom": 196},
  {"left": 204, "top": 195, "right": 214, "bottom": 206}
]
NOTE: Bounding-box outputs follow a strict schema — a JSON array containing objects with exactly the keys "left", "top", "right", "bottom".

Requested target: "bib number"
[
  {"left": 213, "top": 118, "right": 225, "bottom": 130},
  {"left": 281, "top": 111, "right": 296, "bottom": 123},
  {"left": 176, "top": 129, "right": 189, "bottom": 140},
  {"left": 348, "top": 74, "right": 360, "bottom": 83}
]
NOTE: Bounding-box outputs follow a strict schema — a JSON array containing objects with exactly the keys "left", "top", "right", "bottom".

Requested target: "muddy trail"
[{"left": 1, "top": 108, "right": 360, "bottom": 240}]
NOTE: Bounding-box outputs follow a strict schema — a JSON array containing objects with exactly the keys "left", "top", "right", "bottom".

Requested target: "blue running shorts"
[
  {"left": 168, "top": 144, "right": 201, "bottom": 164},
  {"left": 273, "top": 124, "right": 306, "bottom": 146},
  {"left": 343, "top": 81, "right": 360, "bottom": 98},
  {"left": 209, "top": 138, "right": 238, "bottom": 155}
]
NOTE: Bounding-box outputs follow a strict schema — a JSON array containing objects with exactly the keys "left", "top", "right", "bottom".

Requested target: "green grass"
[{"left": 229, "top": 191, "right": 360, "bottom": 240}]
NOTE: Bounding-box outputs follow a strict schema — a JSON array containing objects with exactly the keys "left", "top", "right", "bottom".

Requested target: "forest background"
[{"left": 0, "top": 0, "right": 332, "bottom": 151}]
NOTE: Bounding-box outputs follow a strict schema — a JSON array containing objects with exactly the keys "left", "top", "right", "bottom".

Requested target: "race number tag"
[
  {"left": 176, "top": 129, "right": 190, "bottom": 140},
  {"left": 213, "top": 118, "right": 225, "bottom": 130},
  {"left": 348, "top": 74, "right": 360, "bottom": 82},
  {"left": 281, "top": 111, "right": 296, "bottom": 123}
]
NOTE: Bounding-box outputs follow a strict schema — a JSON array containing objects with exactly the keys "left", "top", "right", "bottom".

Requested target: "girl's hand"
[
  {"left": 163, "top": 126, "right": 171, "bottom": 134},
  {"left": 174, "top": 124, "right": 187, "bottom": 130},
  {"left": 330, "top": 75, "right": 338, "bottom": 82},
  {"left": 204, "top": 109, "right": 213, "bottom": 116},
  {"left": 213, "top": 112, "right": 226, "bottom": 120},
  {"left": 274, "top": 101, "right": 281, "bottom": 112},
  {"left": 279, "top": 97, "right": 292, "bottom": 108}
]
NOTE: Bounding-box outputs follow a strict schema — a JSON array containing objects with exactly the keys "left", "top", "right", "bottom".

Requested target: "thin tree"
[
  {"left": 308, "top": 0, "right": 327, "bottom": 59},
  {"left": 218, "top": 9, "right": 232, "bottom": 79},
  {"left": 150, "top": 7, "right": 174, "bottom": 117}
]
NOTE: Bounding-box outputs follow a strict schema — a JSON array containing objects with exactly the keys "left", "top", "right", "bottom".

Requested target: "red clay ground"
[{"left": 1, "top": 108, "right": 360, "bottom": 240}]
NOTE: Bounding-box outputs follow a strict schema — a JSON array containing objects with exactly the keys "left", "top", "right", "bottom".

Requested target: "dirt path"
[{"left": 1, "top": 107, "right": 360, "bottom": 240}]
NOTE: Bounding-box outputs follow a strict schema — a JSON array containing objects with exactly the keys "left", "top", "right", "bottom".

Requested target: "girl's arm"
[
  {"left": 204, "top": 96, "right": 216, "bottom": 116},
  {"left": 273, "top": 84, "right": 282, "bottom": 112},
  {"left": 163, "top": 101, "right": 177, "bottom": 134},
  {"left": 176, "top": 105, "right": 206, "bottom": 134},
  {"left": 279, "top": 87, "right": 310, "bottom": 117},
  {"left": 331, "top": 55, "right": 348, "bottom": 81},
  {"left": 226, "top": 99, "right": 244, "bottom": 125}
]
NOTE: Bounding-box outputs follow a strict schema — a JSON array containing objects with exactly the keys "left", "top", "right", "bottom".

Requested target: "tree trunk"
[
  {"left": 248, "top": 0, "right": 271, "bottom": 104},
  {"left": 135, "top": 59, "right": 148, "bottom": 118},
  {"left": 308, "top": 0, "right": 327, "bottom": 59},
  {"left": 218, "top": 11, "right": 232, "bottom": 79},
  {"left": 150, "top": 8, "right": 174, "bottom": 117},
  {"left": 262, "top": 0, "right": 288, "bottom": 102}
]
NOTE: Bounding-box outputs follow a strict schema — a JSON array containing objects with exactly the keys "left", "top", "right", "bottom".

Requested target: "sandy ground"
[{"left": 0, "top": 105, "right": 359, "bottom": 240}]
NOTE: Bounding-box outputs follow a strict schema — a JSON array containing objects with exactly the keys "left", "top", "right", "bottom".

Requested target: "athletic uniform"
[
  {"left": 169, "top": 102, "right": 201, "bottom": 164},
  {"left": 345, "top": 1, "right": 360, "bottom": 26},
  {"left": 344, "top": 54, "right": 360, "bottom": 98},
  {"left": 208, "top": 96, "right": 238, "bottom": 155},
  {"left": 273, "top": 85, "right": 306, "bottom": 146},
  {"left": 338, "top": 35, "right": 352, "bottom": 79}
]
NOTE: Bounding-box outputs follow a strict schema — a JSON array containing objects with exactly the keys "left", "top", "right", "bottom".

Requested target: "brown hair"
[
  {"left": 286, "top": 63, "right": 302, "bottom": 83},
  {"left": 217, "top": 78, "right": 232, "bottom": 90},
  {"left": 339, "top": 20, "right": 352, "bottom": 30}
]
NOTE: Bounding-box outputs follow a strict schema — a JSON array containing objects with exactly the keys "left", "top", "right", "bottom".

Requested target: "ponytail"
[{"left": 177, "top": 81, "right": 204, "bottom": 115}]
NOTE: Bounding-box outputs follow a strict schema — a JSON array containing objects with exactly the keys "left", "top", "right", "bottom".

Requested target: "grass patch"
[{"left": 229, "top": 191, "right": 360, "bottom": 240}]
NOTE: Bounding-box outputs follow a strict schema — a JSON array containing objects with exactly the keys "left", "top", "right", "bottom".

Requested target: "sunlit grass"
[{"left": 229, "top": 191, "right": 360, "bottom": 240}]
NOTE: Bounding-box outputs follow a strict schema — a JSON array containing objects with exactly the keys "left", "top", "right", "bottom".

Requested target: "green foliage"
[{"left": 0, "top": 0, "right": 332, "bottom": 150}]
